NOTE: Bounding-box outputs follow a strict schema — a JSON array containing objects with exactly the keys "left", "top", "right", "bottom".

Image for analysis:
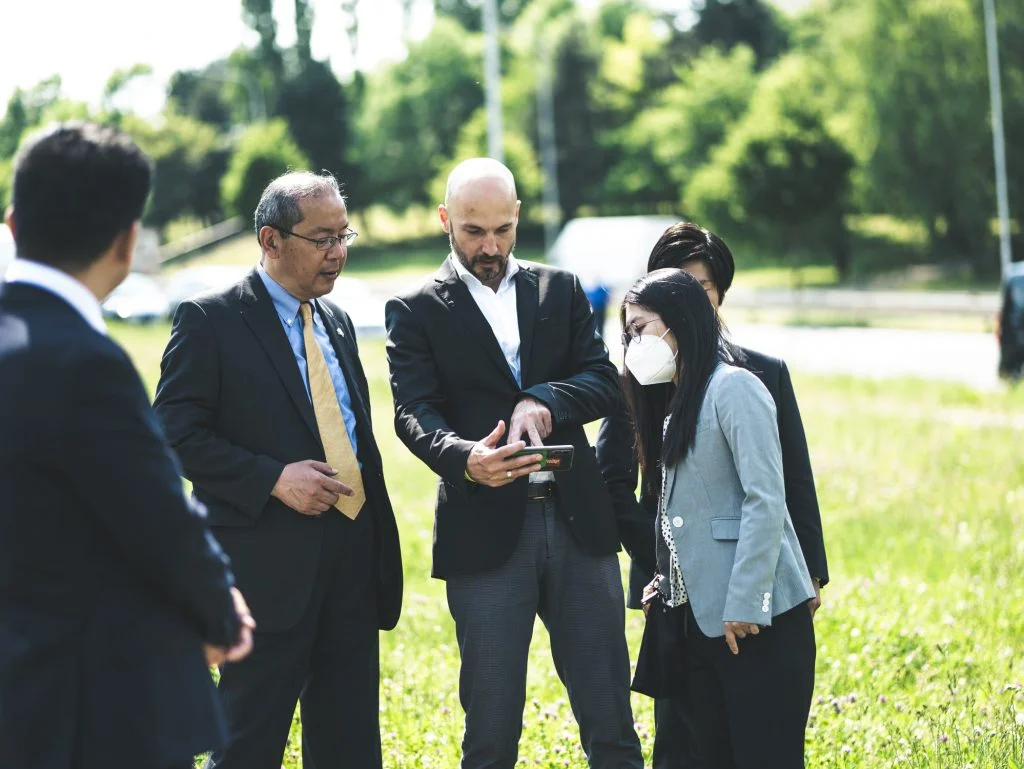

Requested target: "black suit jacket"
[
  {"left": 153, "top": 270, "right": 403, "bottom": 633},
  {"left": 385, "top": 258, "right": 621, "bottom": 578},
  {"left": 596, "top": 347, "right": 829, "bottom": 608},
  {"left": 0, "top": 282, "right": 240, "bottom": 769}
]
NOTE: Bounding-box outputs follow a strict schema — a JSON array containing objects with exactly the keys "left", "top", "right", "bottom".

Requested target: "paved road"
[
  {"left": 728, "top": 323, "right": 1001, "bottom": 390},
  {"left": 605, "top": 320, "right": 1003, "bottom": 391}
]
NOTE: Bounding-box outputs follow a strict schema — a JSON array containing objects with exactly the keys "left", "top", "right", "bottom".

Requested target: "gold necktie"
[{"left": 300, "top": 302, "right": 365, "bottom": 519}]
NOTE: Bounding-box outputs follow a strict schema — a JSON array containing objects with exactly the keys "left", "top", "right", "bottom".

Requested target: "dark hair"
[
  {"left": 620, "top": 269, "right": 725, "bottom": 497},
  {"left": 11, "top": 122, "right": 152, "bottom": 270},
  {"left": 254, "top": 171, "right": 342, "bottom": 240},
  {"left": 647, "top": 221, "right": 736, "bottom": 304}
]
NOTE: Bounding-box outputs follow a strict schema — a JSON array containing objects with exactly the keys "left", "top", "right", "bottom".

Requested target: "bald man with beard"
[{"left": 385, "top": 159, "right": 643, "bottom": 769}]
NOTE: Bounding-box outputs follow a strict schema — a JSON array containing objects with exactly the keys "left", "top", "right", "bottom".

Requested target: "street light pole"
[
  {"left": 983, "top": 0, "right": 1013, "bottom": 279},
  {"left": 482, "top": 0, "right": 504, "bottom": 162},
  {"left": 536, "top": 33, "right": 561, "bottom": 251}
]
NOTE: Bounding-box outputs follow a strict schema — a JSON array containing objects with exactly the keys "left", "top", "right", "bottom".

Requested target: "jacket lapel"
[
  {"left": 433, "top": 259, "right": 520, "bottom": 388},
  {"left": 514, "top": 267, "right": 538, "bottom": 387},
  {"left": 238, "top": 270, "right": 320, "bottom": 441}
]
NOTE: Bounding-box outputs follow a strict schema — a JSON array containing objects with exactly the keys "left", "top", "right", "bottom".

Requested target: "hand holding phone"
[{"left": 511, "top": 444, "right": 574, "bottom": 471}]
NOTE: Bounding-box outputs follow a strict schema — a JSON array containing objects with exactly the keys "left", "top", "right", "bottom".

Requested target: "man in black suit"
[
  {"left": 0, "top": 122, "right": 253, "bottom": 769},
  {"left": 385, "top": 158, "right": 643, "bottom": 769},
  {"left": 596, "top": 221, "right": 830, "bottom": 769},
  {"left": 154, "top": 171, "right": 403, "bottom": 769}
]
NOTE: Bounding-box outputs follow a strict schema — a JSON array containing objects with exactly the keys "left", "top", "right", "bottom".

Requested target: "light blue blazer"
[{"left": 662, "top": 362, "right": 815, "bottom": 637}]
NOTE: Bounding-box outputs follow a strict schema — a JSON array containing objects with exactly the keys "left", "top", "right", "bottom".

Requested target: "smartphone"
[{"left": 512, "top": 444, "right": 575, "bottom": 471}]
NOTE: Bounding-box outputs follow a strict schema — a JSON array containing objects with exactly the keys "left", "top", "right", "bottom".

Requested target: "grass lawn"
[{"left": 110, "top": 321, "right": 1024, "bottom": 769}]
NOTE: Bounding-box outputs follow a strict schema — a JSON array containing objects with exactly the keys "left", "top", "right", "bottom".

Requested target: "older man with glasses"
[{"left": 154, "top": 170, "right": 404, "bottom": 769}]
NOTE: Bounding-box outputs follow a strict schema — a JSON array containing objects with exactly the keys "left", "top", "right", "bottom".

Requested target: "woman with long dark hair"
[{"left": 621, "top": 268, "right": 816, "bottom": 768}]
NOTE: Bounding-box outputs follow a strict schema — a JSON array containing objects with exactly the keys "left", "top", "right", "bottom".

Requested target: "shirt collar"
[
  {"left": 449, "top": 252, "right": 520, "bottom": 293},
  {"left": 257, "top": 263, "right": 311, "bottom": 328},
  {"left": 4, "top": 258, "right": 108, "bottom": 335}
]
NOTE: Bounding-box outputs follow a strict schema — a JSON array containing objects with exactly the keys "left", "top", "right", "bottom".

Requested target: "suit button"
[{"left": 672, "top": 516, "right": 683, "bottom": 528}]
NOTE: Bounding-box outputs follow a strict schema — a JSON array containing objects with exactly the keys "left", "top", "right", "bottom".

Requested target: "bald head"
[
  {"left": 439, "top": 158, "right": 521, "bottom": 292},
  {"left": 444, "top": 158, "right": 517, "bottom": 211}
]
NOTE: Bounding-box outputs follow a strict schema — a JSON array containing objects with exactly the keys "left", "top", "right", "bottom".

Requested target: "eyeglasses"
[
  {"left": 275, "top": 226, "right": 358, "bottom": 250},
  {"left": 622, "top": 320, "right": 663, "bottom": 349}
]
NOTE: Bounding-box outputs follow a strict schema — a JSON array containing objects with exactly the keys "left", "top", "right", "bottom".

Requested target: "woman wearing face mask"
[{"left": 621, "top": 269, "right": 816, "bottom": 769}]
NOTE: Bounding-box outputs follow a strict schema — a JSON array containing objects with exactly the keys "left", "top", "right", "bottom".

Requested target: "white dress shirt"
[
  {"left": 5, "top": 259, "right": 108, "bottom": 335},
  {"left": 450, "top": 253, "right": 553, "bottom": 483}
]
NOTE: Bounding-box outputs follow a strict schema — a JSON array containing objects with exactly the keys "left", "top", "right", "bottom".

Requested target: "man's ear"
[
  {"left": 438, "top": 204, "right": 451, "bottom": 235},
  {"left": 258, "top": 225, "right": 280, "bottom": 259},
  {"left": 4, "top": 206, "right": 16, "bottom": 240}
]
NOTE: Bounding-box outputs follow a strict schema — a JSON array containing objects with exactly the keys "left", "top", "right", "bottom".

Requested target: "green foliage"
[
  {"left": 690, "top": 0, "right": 790, "bottom": 67},
  {"left": 0, "top": 77, "right": 65, "bottom": 160},
  {"left": 860, "top": 0, "right": 993, "bottom": 271},
  {"left": 121, "top": 112, "right": 229, "bottom": 232},
  {"left": 220, "top": 119, "right": 309, "bottom": 219},
  {"left": 168, "top": 68, "right": 240, "bottom": 129},
  {"left": 0, "top": 156, "right": 11, "bottom": 211},
  {"left": 428, "top": 107, "right": 543, "bottom": 212},
  {"left": 636, "top": 45, "right": 758, "bottom": 193},
  {"left": 277, "top": 60, "right": 354, "bottom": 181},
  {"left": 355, "top": 18, "right": 484, "bottom": 211},
  {"left": 687, "top": 54, "right": 855, "bottom": 276},
  {"left": 435, "top": 0, "right": 536, "bottom": 31}
]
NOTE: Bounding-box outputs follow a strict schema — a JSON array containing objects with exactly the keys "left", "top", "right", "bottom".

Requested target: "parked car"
[
  {"left": 101, "top": 272, "right": 170, "bottom": 323},
  {"left": 164, "top": 264, "right": 250, "bottom": 315},
  {"left": 0, "top": 223, "right": 15, "bottom": 277},
  {"left": 327, "top": 276, "right": 386, "bottom": 339},
  {"left": 996, "top": 261, "right": 1024, "bottom": 379}
]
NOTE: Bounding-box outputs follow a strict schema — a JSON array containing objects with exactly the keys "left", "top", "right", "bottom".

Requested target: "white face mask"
[{"left": 625, "top": 327, "right": 677, "bottom": 386}]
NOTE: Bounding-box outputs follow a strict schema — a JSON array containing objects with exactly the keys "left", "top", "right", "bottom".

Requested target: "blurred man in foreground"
[{"left": 0, "top": 121, "right": 253, "bottom": 769}]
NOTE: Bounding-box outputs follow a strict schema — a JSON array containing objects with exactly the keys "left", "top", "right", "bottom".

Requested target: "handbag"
[{"left": 630, "top": 596, "right": 687, "bottom": 699}]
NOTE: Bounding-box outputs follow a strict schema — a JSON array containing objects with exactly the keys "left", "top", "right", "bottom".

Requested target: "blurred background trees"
[{"left": 0, "top": 0, "right": 1020, "bottom": 280}]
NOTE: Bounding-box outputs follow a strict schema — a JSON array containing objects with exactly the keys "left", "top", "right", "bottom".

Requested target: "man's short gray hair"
[{"left": 254, "top": 171, "right": 343, "bottom": 239}]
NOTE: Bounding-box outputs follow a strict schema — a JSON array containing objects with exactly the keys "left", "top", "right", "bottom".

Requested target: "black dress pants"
[
  {"left": 206, "top": 508, "right": 379, "bottom": 769},
  {"left": 661, "top": 602, "right": 815, "bottom": 769}
]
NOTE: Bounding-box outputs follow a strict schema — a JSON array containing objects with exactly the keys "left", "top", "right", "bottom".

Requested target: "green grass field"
[{"left": 111, "top": 322, "right": 1024, "bottom": 769}]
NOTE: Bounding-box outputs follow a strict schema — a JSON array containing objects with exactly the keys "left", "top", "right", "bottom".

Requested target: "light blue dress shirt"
[{"left": 257, "top": 265, "right": 360, "bottom": 459}]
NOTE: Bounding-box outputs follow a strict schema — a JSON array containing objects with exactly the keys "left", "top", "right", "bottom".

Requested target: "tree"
[
  {"left": 435, "top": 0, "right": 535, "bottom": 31},
  {"left": 691, "top": 0, "right": 790, "bottom": 68},
  {"left": 0, "top": 77, "right": 64, "bottom": 160},
  {"left": 277, "top": 60, "right": 354, "bottom": 180},
  {"left": 102, "top": 64, "right": 154, "bottom": 112},
  {"left": 429, "top": 107, "right": 543, "bottom": 212},
  {"left": 294, "top": 0, "right": 314, "bottom": 67},
  {"left": 122, "top": 112, "right": 230, "bottom": 232},
  {"left": 858, "top": 0, "right": 1015, "bottom": 275},
  {"left": 686, "top": 55, "right": 855, "bottom": 277},
  {"left": 221, "top": 119, "right": 310, "bottom": 218},
  {"left": 621, "top": 45, "right": 758, "bottom": 208},
  {"left": 355, "top": 18, "right": 485, "bottom": 211},
  {"left": 242, "top": 0, "right": 284, "bottom": 86},
  {"left": 168, "top": 68, "right": 236, "bottom": 129}
]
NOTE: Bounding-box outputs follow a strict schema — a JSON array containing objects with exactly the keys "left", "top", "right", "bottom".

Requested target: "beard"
[{"left": 450, "top": 231, "right": 516, "bottom": 285}]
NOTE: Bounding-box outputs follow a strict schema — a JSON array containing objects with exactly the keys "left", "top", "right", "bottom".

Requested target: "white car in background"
[
  {"left": 0, "top": 223, "right": 15, "bottom": 277},
  {"left": 164, "top": 264, "right": 251, "bottom": 315},
  {"left": 327, "top": 276, "right": 386, "bottom": 339},
  {"left": 101, "top": 272, "right": 170, "bottom": 323}
]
